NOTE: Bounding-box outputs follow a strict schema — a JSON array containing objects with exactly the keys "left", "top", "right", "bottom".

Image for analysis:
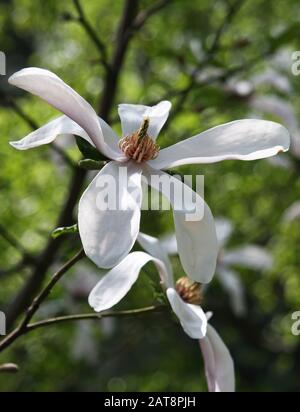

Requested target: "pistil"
[
  {"left": 119, "top": 117, "right": 160, "bottom": 163},
  {"left": 175, "top": 276, "right": 203, "bottom": 305}
]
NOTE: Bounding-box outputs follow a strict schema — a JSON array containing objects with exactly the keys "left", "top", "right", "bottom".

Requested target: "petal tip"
[{"left": 9, "top": 141, "right": 22, "bottom": 150}]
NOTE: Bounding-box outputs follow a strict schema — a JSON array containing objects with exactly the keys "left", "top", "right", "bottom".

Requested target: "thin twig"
[
  {"left": 0, "top": 249, "right": 85, "bottom": 352},
  {"left": 163, "top": 0, "right": 246, "bottom": 120},
  {"left": 132, "top": 0, "right": 171, "bottom": 31},
  {"left": 5, "top": 167, "right": 86, "bottom": 329},
  {"left": 28, "top": 305, "right": 166, "bottom": 331},
  {"left": 20, "top": 249, "right": 85, "bottom": 328},
  {"left": 208, "top": 0, "right": 245, "bottom": 55},
  {"left": 0, "top": 304, "right": 166, "bottom": 353},
  {"left": 73, "top": 0, "right": 110, "bottom": 72}
]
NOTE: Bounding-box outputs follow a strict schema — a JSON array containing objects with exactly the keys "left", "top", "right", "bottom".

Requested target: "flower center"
[
  {"left": 119, "top": 117, "right": 160, "bottom": 163},
  {"left": 175, "top": 276, "right": 203, "bottom": 305}
]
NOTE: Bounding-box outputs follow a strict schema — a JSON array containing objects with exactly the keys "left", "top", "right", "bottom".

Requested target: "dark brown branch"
[
  {"left": 5, "top": 0, "right": 141, "bottom": 330},
  {"left": 5, "top": 166, "right": 86, "bottom": 328},
  {"left": 97, "top": 0, "right": 139, "bottom": 119}
]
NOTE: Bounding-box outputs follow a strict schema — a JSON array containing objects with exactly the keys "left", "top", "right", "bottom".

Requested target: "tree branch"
[
  {"left": 97, "top": 0, "right": 139, "bottom": 118},
  {"left": 208, "top": 0, "right": 245, "bottom": 55},
  {"left": 5, "top": 0, "right": 165, "bottom": 330},
  {"left": 5, "top": 166, "right": 86, "bottom": 329},
  {"left": 162, "top": 0, "right": 246, "bottom": 121},
  {"left": 28, "top": 305, "right": 166, "bottom": 331},
  {"left": 72, "top": 0, "right": 110, "bottom": 72},
  {"left": 132, "top": 0, "right": 171, "bottom": 32},
  {"left": 0, "top": 249, "right": 85, "bottom": 352}
]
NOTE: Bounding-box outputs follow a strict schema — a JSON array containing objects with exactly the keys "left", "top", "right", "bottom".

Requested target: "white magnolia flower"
[
  {"left": 9, "top": 67, "right": 289, "bottom": 283},
  {"left": 161, "top": 219, "right": 273, "bottom": 316},
  {"left": 88, "top": 232, "right": 234, "bottom": 392},
  {"left": 88, "top": 231, "right": 207, "bottom": 339}
]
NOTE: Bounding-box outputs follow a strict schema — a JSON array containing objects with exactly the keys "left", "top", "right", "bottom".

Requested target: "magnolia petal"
[
  {"left": 160, "top": 233, "right": 178, "bottom": 256},
  {"left": 149, "top": 119, "right": 290, "bottom": 169},
  {"left": 167, "top": 288, "right": 207, "bottom": 339},
  {"left": 137, "top": 232, "right": 174, "bottom": 288},
  {"left": 88, "top": 251, "right": 168, "bottom": 312},
  {"left": 98, "top": 117, "right": 126, "bottom": 161},
  {"left": 222, "top": 245, "right": 273, "bottom": 270},
  {"left": 9, "top": 67, "right": 122, "bottom": 159},
  {"left": 10, "top": 115, "right": 93, "bottom": 150},
  {"left": 217, "top": 266, "right": 246, "bottom": 317},
  {"left": 144, "top": 166, "right": 218, "bottom": 283},
  {"left": 78, "top": 161, "right": 142, "bottom": 268},
  {"left": 118, "top": 100, "right": 171, "bottom": 140},
  {"left": 199, "top": 324, "right": 235, "bottom": 392}
]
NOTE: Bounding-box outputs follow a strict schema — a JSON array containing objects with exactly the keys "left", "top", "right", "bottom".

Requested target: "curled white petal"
[
  {"left": 89, "top": 251, "right": 169, "bottom": 312},
  {"left": 9, "top": 115, "right": 93, "bottom": 150},
  {"left": 144, "top": 166, "right": 218, "bottom": 283},
  {"left": 167, "top": 288, "right": 207, "bottom": 339},
  {"left": 149, "top": 119, "right": 290, "bottom": 169},
  {"left": 9, "top": 67, "right": 122, "bottom": 159},
  {"left": 199, "top": 324, "right": 235, "bottom": 392}
]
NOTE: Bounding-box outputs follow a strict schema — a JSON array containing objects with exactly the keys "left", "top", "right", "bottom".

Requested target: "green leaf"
[
  {"left": 51, "top": 224, "right": 79, "bottom": 239},
  {"left": 78, "top": 159, "right": 106, "bottom": 170},
  {"left": 75, "top": 136, "right": 108, "bottom": 161}
]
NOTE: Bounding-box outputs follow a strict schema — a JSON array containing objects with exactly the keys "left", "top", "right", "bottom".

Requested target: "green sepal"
[
  {"left": 75, "top": 136, "right": 108, "bottom": 161},
  {"left": 78, "top": 159, "right": 106, "bottom": 170}
]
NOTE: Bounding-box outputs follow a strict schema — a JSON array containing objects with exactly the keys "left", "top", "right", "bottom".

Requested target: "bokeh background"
[{"left": 1, "top": 0, "right": 300, "bottom": 392}]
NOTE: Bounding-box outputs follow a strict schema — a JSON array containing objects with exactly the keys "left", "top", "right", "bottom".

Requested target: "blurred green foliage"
[{"left": 1, "top": 0, "right": 300, "bottom": 392}]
